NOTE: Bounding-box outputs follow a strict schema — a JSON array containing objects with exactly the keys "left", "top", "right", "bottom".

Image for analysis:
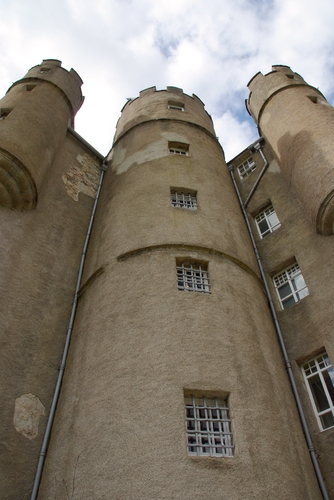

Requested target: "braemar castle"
[{"left": 1, "top": 59, "right": 334, "bottom": 500}]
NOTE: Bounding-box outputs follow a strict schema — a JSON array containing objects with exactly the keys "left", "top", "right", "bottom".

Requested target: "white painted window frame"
[
  {"left": 237, "top": 158, "right": 256, "bottom": 179},
  {"left": 302, "top": 353, "right": 334, "bottom": 431},
  {"left": 273, "top": 263, "right": 309, "bottom": 309},
  {"left": 255, "top": 204, "right": 281, "bottom": 238}
]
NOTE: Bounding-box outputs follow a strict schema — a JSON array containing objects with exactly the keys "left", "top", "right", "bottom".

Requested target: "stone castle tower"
[{"left": 1, "top": 61, "right": 333, "bottom": 499}]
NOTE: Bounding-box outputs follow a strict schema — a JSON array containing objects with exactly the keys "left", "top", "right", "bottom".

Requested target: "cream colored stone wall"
[
  {"left": 39, "top": 89, "right": 321, "bottom": 499},
  {"left": 0, "top": 131, "right": 100, "bottom": 500}
]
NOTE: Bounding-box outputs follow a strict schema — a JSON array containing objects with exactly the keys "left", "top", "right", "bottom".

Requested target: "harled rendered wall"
[{"left": 39, "top": 88, "right": 321, "bottom": 499}]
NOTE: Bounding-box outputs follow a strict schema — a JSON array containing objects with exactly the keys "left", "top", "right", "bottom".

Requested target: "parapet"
[
  {"left": 246, "top": 65, "right": 323, "bottom": 124},
  {"left": 8, "top": 59, "right": 84, "bottom": 116},
  {"left": 113, "top": 86, "right": 215, "bottom": 143}
]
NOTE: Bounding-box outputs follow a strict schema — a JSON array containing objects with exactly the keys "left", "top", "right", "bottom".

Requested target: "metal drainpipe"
[
  {"left": 243, "top": 141, "right": 268, "bottom": 209},
  {"left": 228, "top": 164, "right": 330, "bottom": 500},
  {"left": 30, "top": 160, "right": 108, "bottom": 500}
]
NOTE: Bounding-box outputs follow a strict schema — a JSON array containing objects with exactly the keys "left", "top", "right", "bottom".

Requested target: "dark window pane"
[
  {"left": 324, "top": 369, "right": 334, "bottom": 405},
  {"left": 309, "top": 374, "right": 329, "bottom": 412},
  {"left": 320, "top": 411, "right": 334, "bottom": 430},
  {"left": 278, "top": 283, "right": 292, "bottom": 299}
]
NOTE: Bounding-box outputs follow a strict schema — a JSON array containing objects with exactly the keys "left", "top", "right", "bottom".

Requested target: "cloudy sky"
[{"left": 1, "top": 0, "right": 334, "bottom": 160}]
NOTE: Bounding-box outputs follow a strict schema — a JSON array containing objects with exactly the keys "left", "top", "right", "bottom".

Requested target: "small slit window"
[
  {"left": 308, "top": 95, "right": 318, "bottom": 103},
  {"left": 169, "top": 141, "right": 189, "bottom": 156},
  {"left": 168, "top": 101, "right": 185, "bottom": 111},
  {"left": 185, "top": 393, "right": 234, "bottom": 457},
  {"left": 40, "top": 67, "right": 50, "bottom": 74},
  {"left": 25, "top": 84, "right": 36, "bottom": 92},
  {"left": 237, "top": 158, "right": 256, "bottom": 179},
  {"left": 171, "top": 189, "right": 197, "bottom": 210},
  {"left": 0, "top": 108, "right": 11, "bottom": 120},
  {"left": 176, "top": 261, "right": 210, "bottom": 293}
]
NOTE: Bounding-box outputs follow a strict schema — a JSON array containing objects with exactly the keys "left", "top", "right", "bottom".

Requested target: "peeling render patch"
[
  {"left": 62, "top": 154, "right": 100, "bottom": 201},
  {"left": 112, "top": 132, "right": 190, "bottom": 174},
  {"left": 14, "top": 393, "right": 45, "bottom": 440}
]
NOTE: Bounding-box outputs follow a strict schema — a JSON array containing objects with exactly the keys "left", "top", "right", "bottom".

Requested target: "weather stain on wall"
[
  {"left": 62, "top": 154, "right": 100, "bottom": 201},
  {"left": 13, "top": 393, "right": 45, "bottom": 440}
]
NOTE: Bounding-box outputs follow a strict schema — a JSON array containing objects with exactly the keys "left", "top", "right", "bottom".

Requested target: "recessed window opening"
[
  {"left": 286, "top": 74, "right": 295, "bottom": 79},
  {"left": 168, "top": 141, "right": 189, "bottom": 156},
  {"left": 168, "top": 101, "right": 185, "bottom": 111},
  {"left": 176, "top": 261, "right": 210, "bottom": 293},
  {"left": 25, "top": 84, "right": 36, "bottom": 92},
  {"left": 40, "top": 67, "right": 50, "bottom": 74},
  {"left": 0, "top": 108, "right": 11, "bottom": 120},
  {"left": 237, "top": 158, "right": 256, "bottom": 179},
  {"left": 273, "top": 263, "right": 309, "bottom": 309},
  {"left": 185, "top": 393, "right": 234, "bottom": 457},
  {"left": 308, "top": 95, "right": 318, "bottom": 104},
  {"left": 255, "top": 204, "right": 281, "bottom": 238},
  {"left": 171, "top": 189, "right": 197, "bottom": 210},
  {"left": 302, "top": 352, "right": 334, "bottom": 431}
]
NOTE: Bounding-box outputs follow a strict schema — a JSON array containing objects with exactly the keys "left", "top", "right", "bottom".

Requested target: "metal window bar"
[
  {"left": 302, "top": 353, "right": 334, "bottom": 431},
  {"left": 185, "top": 395, "right": 234, "bottom": 457},
  {"left": 273, "top": 264, "right": 309, "bottom": 309},
  {"left": 176, "top": 263, "right": 210, "bottom": 293},
  {"left": 169, "top": 148, "right": 188, "bottom": 155},
  {"left": 255, "top": 205, "right": 281, "bottom": 238},
  {"left": 171, "top": 192, "right": 197, "bottom": 209},
  {"left": 238, "top": 158, "right": 256, "bottom": 179}
]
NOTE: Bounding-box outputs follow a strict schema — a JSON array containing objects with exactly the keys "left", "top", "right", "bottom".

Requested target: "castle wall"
[
  {"left": 0, "top": 129, "right": 101, "bottom": 500},
  {"left": 38, "top": 89, "right": 321, "bottom": 499}
]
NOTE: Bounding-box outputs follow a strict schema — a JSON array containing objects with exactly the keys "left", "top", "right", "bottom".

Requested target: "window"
[
  {"left": 255, "top": 204, "right": 281, "bottom": 238},
  {"left": 25, "top": 84, "right": 36, "bottom": 92},
  {"left": 185, "top": 393, "right": 234, "bottom": 457},
  {"left": 168, "top": 141, "right": 189, "bottom": 156},
  {"left": 168, "top": 100, "right": 185, "bottom": 111},
  {"left": 302, "top": 352, "right": 334, "bottom": 431},
  {"left": 273, "top": 263, "right": 309, "bottom": 309},
  {"left": 0, "top": 108, "right": 11, "bottom": 120},
  {"left": 171, "top": 189, "right": 197, "bottom": 210},
  {"left": 176, "top": 262, "right": 210, "bottom": 293},
  {"left": 237, "top": 158, "right": 256, "bottom": 179},
  {"left": 40, "top": 67, "right": 50, "bottom": 73}
]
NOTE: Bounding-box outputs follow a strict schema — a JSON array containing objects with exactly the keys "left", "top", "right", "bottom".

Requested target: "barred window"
[
  {"left": 273, "top": 263, "right": 309, "bottom": 309},
  {"left": 168, "top": 100, "right": 185, "bottom": 111},
  {"left": 176, "top": 262, "right": 210, "bottom": 293},
  {"left": 171, "top": 190, "right": 197, "bottom": 210},
  {"left": 302, "top": 352, "right": 334, "bottom": 431},
  {"left": 185, "top": 394, "right": 234, "bottom": 457},
  {"left": 168, "top": 141, "right": 189, "bottom": 156},
  {"left": 237, "top": 158, "right": 256, "bottom": 179},
  {"left": 255, "top": 204, "right": 281, "bottom": 238}
]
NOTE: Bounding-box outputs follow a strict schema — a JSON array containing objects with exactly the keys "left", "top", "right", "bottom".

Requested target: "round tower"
[
  {"left": 247, "top": 64, "right": 334, "bottom": 234},
  {"left": 39, "top": 87, "right": 321, "bottom": 499},
  {"left": 0, "top": 59, "right": 83, "bottom": 209}
]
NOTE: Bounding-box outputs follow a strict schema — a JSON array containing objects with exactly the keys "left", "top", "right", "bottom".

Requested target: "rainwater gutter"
[
  {"left": 30, "top": 159, "right": 108, "bottom": 500},
  {"left": 243, "top": 139, "right": 268, "bottom": 208},
  {"left": 228, "top": 164, "right": 330, "bottom": 500}
]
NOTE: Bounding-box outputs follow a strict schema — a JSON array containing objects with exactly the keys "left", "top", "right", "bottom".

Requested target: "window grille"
[
  {"left": 168, "top": 101, "right": 185, "bottom": 111},
  {"left": 168, "top": 141, "right": 189, "bottom": 156},
  {"left": 169, "top": 148, "right": 188, "bottom": 156},
  {"left": 176, "top": 262, "right": 210, "bottom": 293},
  {"left": 255, "top": 204, "right": 281, "bottom": 238},
  {"left": 273, "top": 263, "right": 309, "bottom": 309},
  {"left": 185, "top": 394, "right": 234, "bottom": 457},
  {"left": 302, "top": 352, "right": 334, "bottom": 431},
  {"left": 171, "top": 191, "right": 197, "bottom": 210},
  {"left": 237, "top": 158, "right": 256, "bottom": 179}
]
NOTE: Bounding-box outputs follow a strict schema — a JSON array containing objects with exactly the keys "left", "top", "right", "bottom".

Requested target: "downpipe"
[
  {"left": 30, "top": 160, "right": 108, "bottom": 500},
  {"left": 228, "top": 164, "right": 330, "bottom": 500}
]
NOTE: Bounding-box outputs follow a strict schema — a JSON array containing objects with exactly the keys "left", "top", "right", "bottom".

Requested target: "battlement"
[
  {"left": 246, "top": 65, "right": 323, "bottom": 123},
  {"left": 114, "top": 86, "right": 214, "bottom": 143},
  {"left": 8, "top": 59, "right": 84, "bottom": 115}
]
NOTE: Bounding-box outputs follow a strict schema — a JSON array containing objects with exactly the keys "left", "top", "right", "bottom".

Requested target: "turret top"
[
  {"left": 8, "top": 59, "right": 84, "bottom": 115},
  {"left": 246, "top": 65, "right": 323, "bottom": 123}
]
